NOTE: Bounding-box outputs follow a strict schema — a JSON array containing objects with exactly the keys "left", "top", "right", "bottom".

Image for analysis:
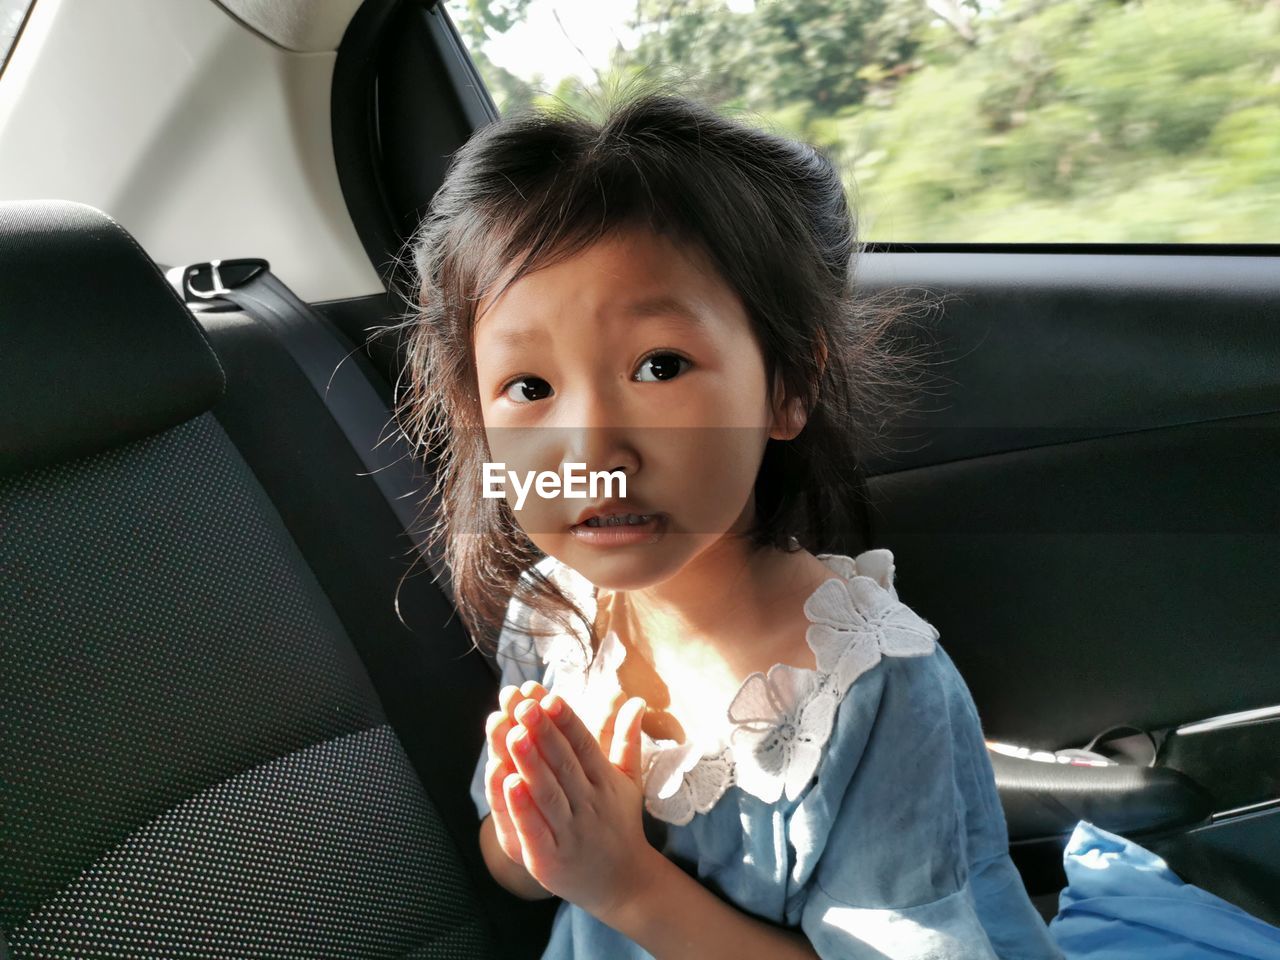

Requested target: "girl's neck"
[
  {"left": 597, "top": 537, "right": 832, "bottom": 673},
  {"left": 594, "top": 539, "right": 834, "bottom": 746}
]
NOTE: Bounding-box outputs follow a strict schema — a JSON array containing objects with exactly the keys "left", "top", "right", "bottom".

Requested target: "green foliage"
[
  {"left": 449, "top": 0, "right": 1280, "bottom": 241},
  {"left": 452, "top": 0, "right": 534, "bottom": 48}
]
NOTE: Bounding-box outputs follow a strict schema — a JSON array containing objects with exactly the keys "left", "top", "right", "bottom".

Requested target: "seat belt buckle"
[{"left": 166, "top": 258, "right": 270, "bottom": 310}]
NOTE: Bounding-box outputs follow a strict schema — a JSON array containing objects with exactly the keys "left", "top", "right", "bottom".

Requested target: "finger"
[
  {"left": 484, "top": 755, "right": 510, "bottom": 817},
  {"left": 486, "top": 710, "right": 516, "bottom": 767},
  {"left": 542, "top": 691, "right": 615, "bottom": 786},
  {"left": 595, "top": 689, "right": 627, "bottom": 757},
  {"left": 484, "top": 757, "right": 524, "bottom": 862},
  {"left": 519, "top": 679, "right": 550, "bottom": 702},
  {"left": 515, "top": 697, "right": 593, "bottom": 810},
  {"left": 504, "top": 771, "right": 554, "bottom": 864},
  {"left": 492, "top": 680, "right": 553, "bottom": 763},
  {"left": 499, "top": 681, "right": 549, "bottom": 721},
  {"left": 485, "top": 757, "right": 523, "bottom": 860},
  {"left": 507, "top": 721, "right": 572, "bottom": 836},
  {"left": 498, "top": 684, "right": 528, "bottom": 715},
  {"left": 609, "top": 697, "right": 647, "bottom": 783}
]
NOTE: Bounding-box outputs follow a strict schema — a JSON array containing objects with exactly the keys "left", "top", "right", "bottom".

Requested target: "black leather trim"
[{"left": 992, "top": 751, "right": 1214, "bottom": 841}]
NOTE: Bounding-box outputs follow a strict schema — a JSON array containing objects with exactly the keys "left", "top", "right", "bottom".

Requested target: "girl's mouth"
[
  {"left": 580, "top": 513, "right": 656, "bottom": 527},
  {"left": 570, "top": 512, "right": 666, "bottom": 546}
]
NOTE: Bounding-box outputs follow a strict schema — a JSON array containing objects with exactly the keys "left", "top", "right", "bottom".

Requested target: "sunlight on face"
[{"left": 472, "top": 225, "right": 796, "bottom": 591}]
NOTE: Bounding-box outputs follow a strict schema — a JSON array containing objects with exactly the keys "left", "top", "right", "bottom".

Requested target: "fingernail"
[
  {"left": 510, "top": 727, "right": 532, "bottom": 754},
  {"left": 542, "top": 694, "right": 565, "bottom": 720},
  {"left": 515, "top": 699, "right": 541, "bottom": 725},
  {"left": 504, "top": 772, "right": 525, "bottom": 800}
]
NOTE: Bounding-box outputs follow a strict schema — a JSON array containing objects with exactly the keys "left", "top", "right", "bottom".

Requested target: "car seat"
[{"left": 0, "top": 198, "right": 553, "bottom": 959}]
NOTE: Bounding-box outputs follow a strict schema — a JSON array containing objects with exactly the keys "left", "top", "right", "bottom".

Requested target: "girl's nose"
[
  {"left": 560, "top": 386, "right": 640, "bottom": 479},
  {"left": 562, "top": 423, "right": 639, "bottom": 481}
]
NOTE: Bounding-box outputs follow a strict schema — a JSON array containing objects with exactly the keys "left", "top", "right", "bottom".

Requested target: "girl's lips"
[{"left": 569, "top": 513, "right": 666, "bottom": 547}]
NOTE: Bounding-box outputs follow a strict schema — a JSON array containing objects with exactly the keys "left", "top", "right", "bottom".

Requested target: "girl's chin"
[
  {"left": 562, "top": 532, "right": 753, "bottom": 595},
  {"left": 562, "top": 545, "right": 684, "bottom": 591}
]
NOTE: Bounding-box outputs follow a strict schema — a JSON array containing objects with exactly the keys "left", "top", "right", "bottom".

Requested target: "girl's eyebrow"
[
  {"left": 622, "top": 295, "right": 706, "bottom": 330},
  {"left": 488, "top": 296, "right": 707, "bottom": 348},
  {"left": 490, "top": 326, "right": 546, "bottom": 348}
]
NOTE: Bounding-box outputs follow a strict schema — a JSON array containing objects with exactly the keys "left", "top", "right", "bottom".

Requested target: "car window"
[
  {"left": 446, "top": 0, "right": 1280, "bottom": 244},
  {"left": 0, "top": 0, "right": 32, "bottom": 74}
]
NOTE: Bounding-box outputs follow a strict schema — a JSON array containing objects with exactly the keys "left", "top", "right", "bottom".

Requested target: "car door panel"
[{"left": 851, "top": 250, "right": 1280, "bottom": 917}]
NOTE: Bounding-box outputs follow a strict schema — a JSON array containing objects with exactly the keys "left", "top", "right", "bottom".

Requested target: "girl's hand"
[
  {"left": 483, "top": 680, "right": 553, "bottom": 867},
  {"left": 504, "top": 690, "right": 653, "bottom": 922}
]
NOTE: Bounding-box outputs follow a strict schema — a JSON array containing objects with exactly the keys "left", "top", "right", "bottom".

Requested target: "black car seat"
[{"left": 0, "top": 199, "right": 553, "bottom": 959}]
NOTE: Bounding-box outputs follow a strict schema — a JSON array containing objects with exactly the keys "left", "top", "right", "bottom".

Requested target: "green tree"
[
  {"left": 622, "top": 0, "right": 936, "bottom": 113},
  {"left": 446, "top": 0, "right": 540, "bottom": 112},
  {"left": 448, "top": 0, "right": 1280, "bottom": 242}
]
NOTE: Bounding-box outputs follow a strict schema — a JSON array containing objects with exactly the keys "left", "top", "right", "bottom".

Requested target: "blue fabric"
[
  {"left": 470, "top": 555, "right": 1064, "bottom": 959},
  {"left": 1047, "top": 820, "right": 1280, "bottom": 959}
]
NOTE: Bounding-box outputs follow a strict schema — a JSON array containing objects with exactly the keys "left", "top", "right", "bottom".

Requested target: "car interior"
[{"left": 2, "top": 0, "right": 1277, "bottom": 957}]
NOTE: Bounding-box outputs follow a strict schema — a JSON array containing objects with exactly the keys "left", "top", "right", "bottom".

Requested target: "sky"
[{"left": 475, "top": 0, "right": 644, "bottom": 86}]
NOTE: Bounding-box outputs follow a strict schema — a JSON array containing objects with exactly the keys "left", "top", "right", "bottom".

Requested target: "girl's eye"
[
  {"left": 501, "top": 377, "right": 553, "bottom": 404},
  {"left": 634, "top": 351, "right": 689, "bottom": 383},
  {"left": 499, "top": 352, "right": 689, "bottom": 404}
]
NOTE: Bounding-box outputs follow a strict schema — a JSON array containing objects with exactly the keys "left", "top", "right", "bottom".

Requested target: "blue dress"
[
  {"left": 1050, "top": 820, "right": 1280, "bottom": 959},
  {"left": 470, "top": 549, "right": 1064, "bottom": 959}
]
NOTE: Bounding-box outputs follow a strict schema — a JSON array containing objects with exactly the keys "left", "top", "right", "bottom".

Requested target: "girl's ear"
[{"left": 768, "top": 370, "right": 808, "bottom": 441}]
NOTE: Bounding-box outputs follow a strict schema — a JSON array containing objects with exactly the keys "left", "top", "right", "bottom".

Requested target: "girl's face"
[{"left": 472, "top": 225, "right": 803, "bottom": 592}]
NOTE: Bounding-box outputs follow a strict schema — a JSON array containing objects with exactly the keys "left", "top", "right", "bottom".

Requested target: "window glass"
[
  {"left": 0, "top": 0, "right": 32, "bottom": 74},
  {"left": 447, "top": 0, "right": 1280, "bottom": 244}
]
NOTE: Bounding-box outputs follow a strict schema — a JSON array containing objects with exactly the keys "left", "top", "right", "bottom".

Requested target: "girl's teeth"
[{"left": 585, "top": 514, "right": 652, "bottom": 527}]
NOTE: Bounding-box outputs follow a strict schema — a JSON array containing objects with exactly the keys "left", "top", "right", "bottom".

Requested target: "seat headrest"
[{"left": 0, "top": 199, "right": 225, "bottom": 476}]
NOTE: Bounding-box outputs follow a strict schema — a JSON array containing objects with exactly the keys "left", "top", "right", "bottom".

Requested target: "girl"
[{"left": 392, "top": 81, "right": 1065, "bottom": 959}]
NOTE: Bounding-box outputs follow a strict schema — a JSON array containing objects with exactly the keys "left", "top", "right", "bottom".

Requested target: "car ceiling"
[
  {"left": 0, "top": 0, "right": 385, "bottom": 303},
  {"left": 214, "top": 0, "right": 365, "bottom": 52}
]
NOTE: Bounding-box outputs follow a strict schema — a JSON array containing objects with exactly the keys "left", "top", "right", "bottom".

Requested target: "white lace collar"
[{"left": 524, "top": 549, "right": 940, "bottom": 825}]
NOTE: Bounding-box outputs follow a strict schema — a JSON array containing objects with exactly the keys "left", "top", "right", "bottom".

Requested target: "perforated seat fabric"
[{"left": 0, "top": 413, "right": 494, "bottom": 958}]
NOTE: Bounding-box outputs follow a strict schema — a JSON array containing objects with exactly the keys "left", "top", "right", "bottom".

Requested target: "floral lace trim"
[{"left": 523, "top": 549, "right": 940, "bottom": 825}]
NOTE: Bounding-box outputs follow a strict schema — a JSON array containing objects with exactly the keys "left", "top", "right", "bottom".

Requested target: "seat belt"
[{"left": 164, "top": 259, "right": 480, "bottom": 663}]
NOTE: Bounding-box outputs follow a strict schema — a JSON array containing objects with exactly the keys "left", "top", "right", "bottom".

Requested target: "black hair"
[{"left": 380, "top": 75, "right": 941, "bottom": 655}]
